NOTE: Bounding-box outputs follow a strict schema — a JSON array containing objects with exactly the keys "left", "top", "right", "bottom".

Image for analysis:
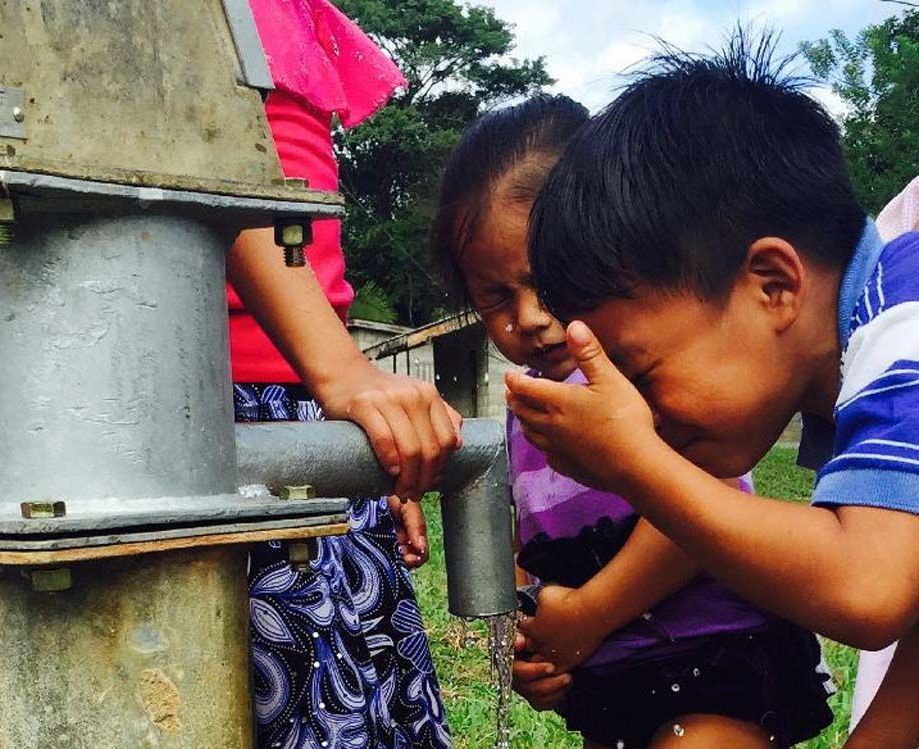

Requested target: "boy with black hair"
[{"left": 507, "top": 32, "right": 919, "bottom": 748}]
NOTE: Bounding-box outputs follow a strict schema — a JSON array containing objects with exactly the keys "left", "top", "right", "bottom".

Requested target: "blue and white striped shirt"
[{"left": 805, "top": 222, "right": 919, "bottom": 513}]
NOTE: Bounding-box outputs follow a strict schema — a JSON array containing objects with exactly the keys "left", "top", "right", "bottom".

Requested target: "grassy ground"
[{"left": 413, "top": 446, "right": 858, "bottom": 748}]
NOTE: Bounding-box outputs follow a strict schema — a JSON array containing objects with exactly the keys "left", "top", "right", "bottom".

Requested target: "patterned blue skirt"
[{"left": 235, "top": 384, "right": 452, "bottom": 749}]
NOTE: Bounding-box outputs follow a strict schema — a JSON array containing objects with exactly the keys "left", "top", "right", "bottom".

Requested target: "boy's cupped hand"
[
  {"left": 506, "top": 321, "right": 658, "bottom": 493},
  {"left": 517, "top": 584, "right": 607, "bottom": 673},
  {"left": 512, "top": 633, "right": 572, "bottom": 711}
]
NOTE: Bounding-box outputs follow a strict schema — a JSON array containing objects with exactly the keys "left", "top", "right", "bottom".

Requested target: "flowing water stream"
[{"left": 485, "top": 613, "right": 517, "bottom": 749}]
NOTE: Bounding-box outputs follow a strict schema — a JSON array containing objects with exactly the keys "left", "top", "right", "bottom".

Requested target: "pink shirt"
[{"left": 228, "top": 0, "right": 406, "bottom": 383}]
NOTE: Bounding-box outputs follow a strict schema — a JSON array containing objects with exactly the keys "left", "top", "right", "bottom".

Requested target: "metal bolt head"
[
  {"left": 20, "top": 501, "right": 66, "bottom": 519},
  {"left": 275, "top": 223, "right": 305, "bottom": 247},
  {"left": 27, "top": 568, "right": 72, "bottom": 592},
  {"left": 277, "top": 485, "right": 315, "bottom": 500},
  {"left": 11, "top": 106, "right": 24, "bottom": 123}
]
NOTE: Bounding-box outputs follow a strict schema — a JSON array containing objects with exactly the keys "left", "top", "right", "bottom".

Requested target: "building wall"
[
  {"left": 348, "top": 320, "right": 436, "bottom": 383},
  {"left": 351, "top": 318, "right": 516, "bottom": 422}
]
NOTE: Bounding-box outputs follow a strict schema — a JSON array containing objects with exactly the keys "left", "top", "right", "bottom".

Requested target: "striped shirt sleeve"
[{"left": 812, "top": 233, "right": 919, "bottom": 513}]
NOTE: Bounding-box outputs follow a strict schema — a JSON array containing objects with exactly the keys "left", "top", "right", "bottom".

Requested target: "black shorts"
[{"left": 557, "top": 623, "right": 834, "bottom": 748}]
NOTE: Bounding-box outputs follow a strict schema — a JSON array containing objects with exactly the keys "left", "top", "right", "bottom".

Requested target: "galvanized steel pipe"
[
  {"left": 0, "top": 213, "right": 252, "bottom": 747},
  {"left": 237, "top": 419, "right": 517, "bottom": 617}
]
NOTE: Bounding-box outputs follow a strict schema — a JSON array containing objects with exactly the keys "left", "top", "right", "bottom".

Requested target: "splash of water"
[{"left": 485, "top": 613, "right": 517, "bottom": 749}]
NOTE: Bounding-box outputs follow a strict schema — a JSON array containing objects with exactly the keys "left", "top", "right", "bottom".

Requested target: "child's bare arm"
[
  {"left": 228, "top": 227, "right": 461, "bottom": 500},
  {"left": 580, "top": 517, "right": 701, "bottom": 630},
  {"left": 507, "top": 322, "right": 919, "bottom": 649},
  {"left": 845, "top": 626, "right": 919, "bottom": 749},
  {"left": 519, "top": 517, "right": 701, "bottom": 671}
]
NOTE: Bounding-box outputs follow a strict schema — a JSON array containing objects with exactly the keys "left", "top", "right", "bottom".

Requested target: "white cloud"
[
  {"left": 810, "top": 83, "right": 851, "bottom": 120},
  {"left": 483, "top": 0, "right": 890, "bottom": 110}
]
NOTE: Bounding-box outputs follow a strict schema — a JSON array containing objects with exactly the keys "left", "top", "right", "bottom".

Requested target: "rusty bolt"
[
  {"left": 20, "top": 501, "right": 66, "bottom": 519},
  {"left": 26, "top": 568, "right": 72, "bottom": 592}
]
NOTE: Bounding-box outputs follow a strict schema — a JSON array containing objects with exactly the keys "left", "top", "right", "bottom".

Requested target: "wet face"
[
  {"left": 579, "top": 285, "right": 810, "bottom": 478},
  {"left": 460, "top": 200, "right": 576, "bottom": 382}
]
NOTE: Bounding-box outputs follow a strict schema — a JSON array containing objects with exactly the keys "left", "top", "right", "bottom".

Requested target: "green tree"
[
  {"left": 333, "top": 0, "right": 552, "bottom": 325},
  {"left": 802, "top": 8, "right": 919, "bottom": 214}
]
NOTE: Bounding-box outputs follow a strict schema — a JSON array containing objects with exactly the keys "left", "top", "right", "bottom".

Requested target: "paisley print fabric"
[{"left": 235, "top": 384, "right": 452, "bottom": 749}]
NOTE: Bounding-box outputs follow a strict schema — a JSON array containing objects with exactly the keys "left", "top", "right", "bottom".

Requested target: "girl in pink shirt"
[{"left": 230, "top": 3, "right": 456, "bottom": 747}]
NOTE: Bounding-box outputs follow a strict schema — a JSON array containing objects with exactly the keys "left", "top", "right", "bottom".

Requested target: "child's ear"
[{"left": 744, "top": 237, "right": 806, "bottom": 331}]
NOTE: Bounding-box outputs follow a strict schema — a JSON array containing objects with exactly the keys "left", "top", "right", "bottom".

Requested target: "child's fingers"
[
  {"left": 512, "top": 658, "right": 556, "bottom": 682},
  {"left": 376, "top": 400, "right": 423, "bottom": 500},
  {"left": 351, "top": 403, "right": 401, "bottom": 477},
  {"left": 401, "top": 502, "right": 428, "bottom": 562},
  {"left": 505, "top": 370, "right": 563, "bottom": 410},
  {"left": 505, "top": 392, "right": 555, "bottom": 441},
  {"left": 525, "top": 674, "right": 572, "bottom": 697},
  {"left": 526, "top": 678, "right": 572, "bottom": 711},
  {"left": 517, "top": 616, "right": 547, "bottom": 647},
  {"left": 399, "top": 385, "right": 445, "bottom": 496},
  {"left": 566, "top": 321, "right": 621, "bottom": 389},
  {"left": 513, "top": 670, "right": 572, "bottom": 711},
  {"left": 445, "top": 403, "right": 464, "bottom": 449},
  {"left": 516, "top": 422, "right": 552, "bottom": 454},
  {"left": 429, "top": 396, "right": 461, "bottom": 467},
  {"left": 403, "top": 552, "right": 423, "bottom": 569},
  {"left": 387, "top": 497, "right": 409, "bottom": 546}
]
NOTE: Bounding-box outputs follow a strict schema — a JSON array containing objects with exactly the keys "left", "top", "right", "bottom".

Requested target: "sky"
[{"left": 480, "top": 0, "right": 900, "bottom": 115}]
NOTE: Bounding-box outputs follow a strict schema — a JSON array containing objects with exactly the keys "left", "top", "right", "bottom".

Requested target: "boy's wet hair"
[
  {"left": 529, "top": 29, "right": 867, "bottom": 320},
  {"left": 431, "top": 94, "right": 589, "bottom": 306}
]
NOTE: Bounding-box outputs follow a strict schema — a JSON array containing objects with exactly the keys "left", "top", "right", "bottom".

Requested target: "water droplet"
[
  {"left": 671, "top": 682, "right": 680, "bottom": 693},
  {"left": 692, "top": 667, "right": 701, "bottom": 677},
  {"left": 616, "top": 741, "right": 625, "bottom": 749},
  {"left": 504, "top": 323, "right": 514, "bottom": 333},
  {"left": 673, "top": 724, "right": 685, "bottom": 737}
]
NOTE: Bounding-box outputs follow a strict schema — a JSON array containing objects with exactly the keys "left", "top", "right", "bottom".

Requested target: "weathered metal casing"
[
  {"left": 0, "top": 213, "right": 235, "bottom": 504},
  {"left": 0, "top": 548, "right": 252, "bottom": 748}
]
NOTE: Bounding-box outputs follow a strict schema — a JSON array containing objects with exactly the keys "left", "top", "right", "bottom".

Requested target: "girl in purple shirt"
[{"left": 430, "top": 95, "right": 834, "bottom": 749}]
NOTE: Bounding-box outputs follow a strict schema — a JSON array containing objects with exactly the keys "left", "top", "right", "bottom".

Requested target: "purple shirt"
[{"left": 509, "top": 368, "right": 768, "bottom": 671}]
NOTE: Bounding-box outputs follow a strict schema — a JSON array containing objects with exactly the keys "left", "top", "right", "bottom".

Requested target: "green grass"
[{"left": 413, "top": 446, "right": 858, "bottom": 748}]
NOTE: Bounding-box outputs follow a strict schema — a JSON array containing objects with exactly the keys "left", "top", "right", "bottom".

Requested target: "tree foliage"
[
  {"left": 333, "top": 0, "right": 552, "bottom": 325},
  {"left": 802, "top": 9, "right": 919, "bottom": 214}
]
